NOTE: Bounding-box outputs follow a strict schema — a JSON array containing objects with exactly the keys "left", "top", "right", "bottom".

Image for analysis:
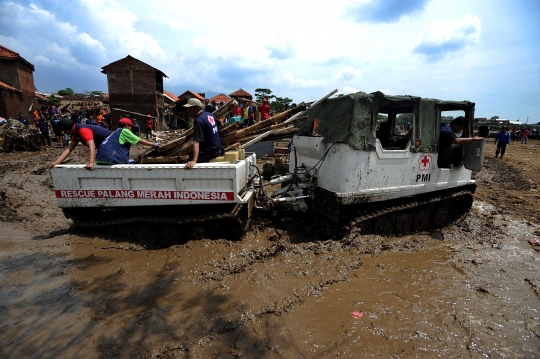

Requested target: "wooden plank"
[{"left": 155, "top": 135, "right": 186, "bottom": 153}]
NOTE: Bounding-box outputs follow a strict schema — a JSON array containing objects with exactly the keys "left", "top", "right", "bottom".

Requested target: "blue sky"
[{"left": 1, "top": 0, "right": 539, "bottom": 121}]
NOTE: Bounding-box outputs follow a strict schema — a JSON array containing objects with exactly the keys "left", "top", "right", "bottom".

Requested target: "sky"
[{"left": 1, "top": 0, "right": 539, "bottom": 121}]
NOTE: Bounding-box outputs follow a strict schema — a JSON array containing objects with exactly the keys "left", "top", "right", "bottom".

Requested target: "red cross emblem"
[
  {"left": 419, "top": 153, "right": 432, "bottom": 171},
  {"left": 208, "top": 115, "right": 216, "bottom": 126}
]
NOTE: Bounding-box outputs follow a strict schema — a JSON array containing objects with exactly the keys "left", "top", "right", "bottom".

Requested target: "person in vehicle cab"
[
  {"left": 438, "top": 116, "right": 484, "bottom": 168},
  {"left": 49, "top": 118, "right": 112, "bottom": 170},
  {"left": 95, "top": 118, "right": 159, "bottom": 165},
  {"left": 183, "top": 98, "right": 223, "bottom": 169}
]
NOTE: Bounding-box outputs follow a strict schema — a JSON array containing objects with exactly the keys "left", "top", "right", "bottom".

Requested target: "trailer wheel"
[
  {"left": 433, "top": 208, "right": 450, "bottom": 229},
  {"left": 158, "top": 227, "right": 184, "bottom": 246},
  {"left": 375, "top": 217, "right": 393, "bottom": 236},
  {"left": 135, "top": 226, "right": 158, "bottom": 246},
  {"left": 413, "top": 211, "right": 430, "bottom": 232},
  {"left": 395, "top": 214, "right": 412, "bottom": 235}
]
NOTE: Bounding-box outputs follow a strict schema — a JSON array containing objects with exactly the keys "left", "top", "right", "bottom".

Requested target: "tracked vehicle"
[{"left": 268, "top": 91, "right": 485, "bottom": 234}]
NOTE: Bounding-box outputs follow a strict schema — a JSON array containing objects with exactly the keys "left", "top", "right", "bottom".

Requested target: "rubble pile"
[{"left": 139, "top": 103, "right": 307, "bottom": 164}]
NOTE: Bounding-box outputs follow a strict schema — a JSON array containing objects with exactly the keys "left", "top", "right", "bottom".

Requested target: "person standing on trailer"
[
  {"left": 183, "top": 98, "right": 223, "bottom": 169},
  {"left": 49, "top": 119, "right": 112, "bottom": 170}
]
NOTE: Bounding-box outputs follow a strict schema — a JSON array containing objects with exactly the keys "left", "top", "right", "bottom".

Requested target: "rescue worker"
[
  {"left": 494, "top": 126, "right": 511, "bottom": 158},
  {"left": 438, "top": 116, "right": 484, "bottom": 168},
  {"left": 50, "top": 114, "right": 63, "bottom": 144},
  {"left": 36, "top": 114, "right": 52, "bottom": 146},
  {"left": 95, "top": 118, "right": 159, "bottom": 165},
  {"left": 183, "top": 98, "right": 223, "bottom": 169},
  {"left": 49, "top": 118, "right": 112, "bottom": 170}
]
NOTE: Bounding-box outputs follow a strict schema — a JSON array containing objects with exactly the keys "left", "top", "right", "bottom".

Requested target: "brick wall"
[
  {"left": 0, "top": 89, "right": 27, "bottom": 119},
  {"left": 18, "top": 62, "right": 35, "bottom": 97},
  {"left": 0, "top": 59, "right": 20, "bottom": 89},
  {"left": 105, "top": 57, "right": 164, "bottom": 129}
]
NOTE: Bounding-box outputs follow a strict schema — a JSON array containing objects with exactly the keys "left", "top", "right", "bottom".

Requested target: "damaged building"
[
  {"left": 0, "top": 45, "right": 39, "bottom": 120},
  {"left": 101, "top": 55, "right": 167, "bottom": 129}
]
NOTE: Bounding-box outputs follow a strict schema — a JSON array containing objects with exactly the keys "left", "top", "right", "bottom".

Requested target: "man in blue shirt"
[
  {"left": 71, "top": 110, "right": 82, "bottom": 124},
  {"left": 183, "top": 98, "right": 223, "bottom": 169},
  {"left": 494, "top": 126, "right": 511, "bottom": 158},
  {"left": 36, "top": 115, "right": 51, "bottom": 146},
  {"left": 17, "top": 113, "right": 29, "bottom": 129}
]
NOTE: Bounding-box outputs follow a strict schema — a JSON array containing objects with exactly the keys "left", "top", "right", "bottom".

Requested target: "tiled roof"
[
  {"left": 0, "top": 45, "right": 35, "bottom": 70},
  {"left": 229, "top": 88, "right": 252, "bottom": 97},
  {"left": 101, "top": 55, "right": 168, "bottom": 78},
  {"left": 209, "top": 93, "right": 230, "bottom": 104},
  {"left": 35, "top": 93, "right": 48, "bottom": 101},
  {"left": 163, "top": 90, "right": 179, "bottom": 102},
  {"left": 176, "top": 90, "right": 205, "bottom": 102},
  {"left": 0, "top": 80, "right": 22, "bottom": 93}
]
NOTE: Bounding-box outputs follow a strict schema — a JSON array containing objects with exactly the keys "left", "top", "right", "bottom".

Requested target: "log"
[
  {"left": 159, "top": 139, "right": 193, "bottom": 157},
  {"left": 224, "top": 142, "right": 241, "bottom": 151},
  {"left": 219, "top": 122, "right": 240, "bottom": 136},
  {"left": 155, "top": 135, "right": 187, "bottom": 153},
  {"left": 213, "top": 98, "right": 237, "bottom": 119}
]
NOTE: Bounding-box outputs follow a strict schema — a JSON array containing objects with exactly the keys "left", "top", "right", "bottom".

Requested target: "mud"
[{"left": 1, "top": 141, "right": 539, "bottom": 358}]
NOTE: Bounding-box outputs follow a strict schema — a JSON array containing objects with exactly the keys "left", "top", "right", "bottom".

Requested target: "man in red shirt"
[
  {"left": 521, "top": 128, "right": 530, "bottom": 144},
  {"left": 49, "top": 119, "right": 112, "bottom": 170},
  {"left": 146, "top": 115, "right": 154, "bottom": 139},
  {"left": 259, "top": 98, "right": 270, "bottom": 120}
]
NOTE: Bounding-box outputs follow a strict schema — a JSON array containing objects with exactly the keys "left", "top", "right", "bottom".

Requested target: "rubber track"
[{"left": 345, "top": 189, "right": 474, "bottom": 229}]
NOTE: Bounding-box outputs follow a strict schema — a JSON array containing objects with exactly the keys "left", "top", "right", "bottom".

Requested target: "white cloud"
[
  {"left": 334, "top": 66, "right": 362, "bottom": 81},
  {"left": 413, "top": 14, "right": 481, "bottom": 60},
  {"left": 283, "top": 70, "right": 326, "bottom": 89},
  {"left": 342, "top": 86, "right": 359, "bottom": 94}
]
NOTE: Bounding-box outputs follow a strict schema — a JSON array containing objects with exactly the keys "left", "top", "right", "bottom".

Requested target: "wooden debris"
[{"left": 138, "top": 104, "right": 307, "bottom": 164}]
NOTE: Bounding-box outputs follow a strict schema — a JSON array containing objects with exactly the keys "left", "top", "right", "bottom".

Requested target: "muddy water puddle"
[{"left": 1, "top": 223, "right": 539, "bottom": 358}]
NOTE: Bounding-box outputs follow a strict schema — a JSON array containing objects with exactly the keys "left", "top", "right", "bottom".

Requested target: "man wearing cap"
[
  {"left": 95, "top": 118, "right": 159, "bottom": 165},
  {"left": 183, "top": 98, "right": 223, "bottom": 169},
  {"left": 49, "top": 118, "right": 112, "bottom": 170}
]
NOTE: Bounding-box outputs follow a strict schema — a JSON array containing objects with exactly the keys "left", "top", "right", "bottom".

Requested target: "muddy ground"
[{"left": 0, "top": 139, "right": 539, "bottom": 358}]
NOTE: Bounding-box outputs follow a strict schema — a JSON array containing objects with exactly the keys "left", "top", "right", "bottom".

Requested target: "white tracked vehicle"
[
  {"left": 49, "top": 90, "right": 484, "bottom": 239},
  {"left": 267, "top": 91, "right": 484, "bottom": 234}
]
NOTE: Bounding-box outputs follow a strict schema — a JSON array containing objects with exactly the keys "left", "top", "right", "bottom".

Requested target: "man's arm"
[
  {"left": 49, "top": 140, "right": 78, "bottom": 168},
  {"left": 86, "top": 140, "right": 96, "bottom": 170},
  {"left": 451, "top": 137, "right": 484, "bottom": 145},
  {"left": 185, "top": 141, "right": 199, "bottom": 169}
]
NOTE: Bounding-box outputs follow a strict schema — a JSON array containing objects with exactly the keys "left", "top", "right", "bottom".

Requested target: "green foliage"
[
  {"left": 490, "top": 116, "right": 499, "bottom": 121},
  {"left": 271, "top": 96, "right": 293, "bottom": 112},
  {"left": 254, "top": 88, "right": 275, "bottom": 103},
  {"left": 89, "top": 90, "right": 104, "bottom": 96},
  {"left": 57, "top": 88, "right": 75, "bottom": 96},
  {"left": 377, "top": 114, "right": 388, "bottom": 123},
  {"left": 396, "top": 113, "right": 413, "bottom": 126},
  {"left": 47, "top": 95, "right": 61, "bottom": 107}
]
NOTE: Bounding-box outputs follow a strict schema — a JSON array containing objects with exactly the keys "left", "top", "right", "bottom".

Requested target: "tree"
[
  {"left": 396, "top": 113, "right": 413, "bottom": 125},
  {"left": 254, "top": 88, "right": 275, "bottom": 103},
  {"left": 89, "top": 90, "right": 104, "bottom": 96},
  {"left": 270, "top": 96, "right": 293, "bottom": 112},
  {"left": 57, "top": 88, "right": 75, "bottom": 96},
  {"left": 47, "top": 95, "right": 61, "bottom": 107}
]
